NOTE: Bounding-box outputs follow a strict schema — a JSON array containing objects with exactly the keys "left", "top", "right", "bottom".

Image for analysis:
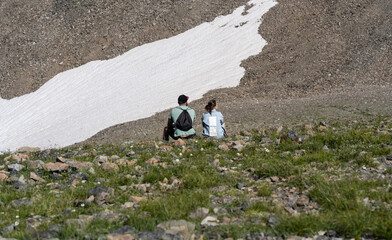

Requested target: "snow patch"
[{"left": 0, "top": 0, "right": 277, "bottom": 152}]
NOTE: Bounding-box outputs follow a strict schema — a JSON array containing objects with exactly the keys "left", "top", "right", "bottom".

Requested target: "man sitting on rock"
[{"left": 163, "top": 94, "right": 196, "bottom": 141}]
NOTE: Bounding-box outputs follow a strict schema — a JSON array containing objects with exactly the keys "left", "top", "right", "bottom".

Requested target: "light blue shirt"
[{"left": 202, "top": 109, "right": 225, "bottom": 138}]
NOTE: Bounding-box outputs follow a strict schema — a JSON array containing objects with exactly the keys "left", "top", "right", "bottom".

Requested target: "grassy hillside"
[{"left": 1, "top": 117, "right": 392, "bottom": 239}]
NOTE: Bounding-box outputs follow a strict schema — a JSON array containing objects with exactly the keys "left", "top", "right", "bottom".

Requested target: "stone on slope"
[
  {"left": 68, "top": 161, "right": 93, "bottom": 170},
  {"left": 11, "top": 198, "right": 32, "bottom": 208},
  {"left": 189, "top": 208, "right": 209, "bottom": 220},
  {"left": 157, "top": 220, "right": 195, "bottom": 240},
  {"left": 30, "top": 172, "right": 45, "bottom": 182},
  {"left": 93, "top": 155, "right": 109, "bottom": 165},
  {"left": 0, "top": 173, "right": 8, "bottom": 181},
  {"left": 17, "top": 147, "right": 40, "bottom": 153},
  {"left": 101, "top": 162, "right": 119, "bottom": 171},
  {"left": 27, "top": 160, "right": 45, "bottom": 170},
  {"left": 7, "top": 164, "right": 25, "bottom": 172},
  {"left": 201, "top": 216, "right": 219, "bottom": 226},
  {"left": 43, "top": 162, "right": 68, "bottom": 172}
]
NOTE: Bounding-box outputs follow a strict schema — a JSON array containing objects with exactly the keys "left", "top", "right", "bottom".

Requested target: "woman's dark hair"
[{"left": 205, "top": 99, "right": 216, "bottom": 113}]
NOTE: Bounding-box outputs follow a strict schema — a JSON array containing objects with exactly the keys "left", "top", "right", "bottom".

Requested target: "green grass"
[{"left": 1, "top": 117, "right": 392, "bottom": 239}]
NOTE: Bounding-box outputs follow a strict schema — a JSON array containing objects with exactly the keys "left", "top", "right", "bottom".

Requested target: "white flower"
[
  {"left": 15, "top": 215, "right": 19, "bottom": 219},
  {"left": 15, "top": 221, "right": 19, "bottom": 226}
]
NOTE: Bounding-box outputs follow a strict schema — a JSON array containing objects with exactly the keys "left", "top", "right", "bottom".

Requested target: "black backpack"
[{"left": 175, "top": 108, "right": 193, "bottom": 131}]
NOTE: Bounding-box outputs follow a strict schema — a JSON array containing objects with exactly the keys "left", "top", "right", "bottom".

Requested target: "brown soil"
[{"left": 1, "top": 0, "right": 391, "bottom": 146}]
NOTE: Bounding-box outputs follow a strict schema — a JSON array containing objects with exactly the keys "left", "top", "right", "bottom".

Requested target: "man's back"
[{"left": 170, "top": 106, "right": 196, "bottom": 137}]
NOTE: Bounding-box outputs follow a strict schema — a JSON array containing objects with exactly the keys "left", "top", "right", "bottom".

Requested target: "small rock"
[
  {"left": 68, "top": 161, "right": 94, "bottom": 170},
  {"left": 294, "top": 150, "right": 306, "bottom": 157},
  {"left": 126, "top": 151, "right": 136, "bottom": 157},
  {"left": 325, "top": 230, "right": 337, "bottom": 237},
  {"left": 270, "top": 176, "right": 280, "bottom": 182},
  {"left": 12, "top": 181, "right": 28, "bottom": 190},
  {"left": 25, "top": 216, "right": 45, "bottom": 231},
  {"left": 56, "top": 157, "right": 67, "bottom": 163},
  {"left": 232, "top": 141, "right": 245, "bottom": 151},
  {"left": 236, "top": 182, "right": 246, "bottom": 189},
  {"left": 1, "top": 224, "right": 15, "bottom": 235},
  {"left": 159, "top": 146, "right": 173, "bottom": 151},
  {"left": 296, "top": 195, "right": 310, "bottom": 206},
  {"left": 213, "top": 207, "right": 228, "bottom": 215},
  {"left": 30, "top": 172, "right": 45, "bottom": 182},
  {"left": 173, "top": 139, "right": 186, "bottom": 146},
  {"left": 43, "top": 162, "right": 68, "bottom": 172},
  {"left": 121, "top": 202, "right": 134, "bottom": 209},
  {"left": 145, "top": 158, "right": 159, "bottom": 166},
  {"left": 11, "top": 198, "right": 32, "bottom": 208},
  {"left": 94, "top": 211, "right": 129, "bottom": 224},
  {"left": 17, "top": 146, "right": 40, "bottom": 153},
  {"left": 96, "top": 192, "right": 111, "bottom": 205},
  {"left": 101, "top": 162, "right": 119, "bottom": 171},
  {"left": 106, "top": 233, "right": 138, "bottom": 240},
  {"left": 129, "top": 196, "right": 147, "bottom": 202},
  {"left": 218, "top": 143, "right": 230, "bottom": 151},
  {"left": 0, "top": 173, "right": 8, "bottom": 181},
  {"left": 30, "top": 229, "right": 60, "bottom": 239},
  {"left": 268, "top": 215, "right": 278, "bottom": 226},
  {"left": 157, "top": 220, "right": 195, "bottom": 239},
  {"left": 7, "top": 164, "right": 25, "bottom": 172},
  {"left": 287, "top": 131, "right": 298, "bottom": 141},
  {"left": 189, "top": 207, "right": 209, "bottom": 219},
  {"left": 317, "top": 126, "right": 327, "bottom": 131},
  {"left": 201, "top": 216, "right": 219, "bottom": 226},
  {"left": 26, "top": 160, "right": 45, "bottom": 170},
  {"left": 93, "top": 155, "right": 109, "bottom": 165},
  {"left": 110, "top": 155, "right": 120, "bottom": 161},
  {"left": 65, "top": 215, "right": 94, "bottom": 228},
  {"left": 212, "top": 159, "right": 220, "bottom": 167},
  {"left": 115, "top": 158, "right": 136, "bottom": 166}
]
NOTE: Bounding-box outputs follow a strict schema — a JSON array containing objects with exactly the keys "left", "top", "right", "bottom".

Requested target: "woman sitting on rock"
[{"left": 202, "top": 99, "right": 226, "bottom": 138}]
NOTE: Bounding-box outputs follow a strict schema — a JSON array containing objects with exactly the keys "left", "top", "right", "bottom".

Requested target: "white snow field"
[{"left": 0, "top": 0, "right": 277, "bottom": 152}]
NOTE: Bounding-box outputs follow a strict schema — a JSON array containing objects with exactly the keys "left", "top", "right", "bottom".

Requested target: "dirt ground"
[
  {"left": 77, "top": 84, "right": 392, "bottom": 145},
  {"left": 1, "top": 0, "right": 391, "bottom": 146}
]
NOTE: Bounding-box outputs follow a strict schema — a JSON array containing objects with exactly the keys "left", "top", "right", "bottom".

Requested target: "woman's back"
[{"left": 202, "top": 109, "right": 225, "bottom": 138}]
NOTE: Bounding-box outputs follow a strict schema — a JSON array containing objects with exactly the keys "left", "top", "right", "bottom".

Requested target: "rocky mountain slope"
[{"left": 1, "top": 0, "right": 391, "bottom": 145}]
